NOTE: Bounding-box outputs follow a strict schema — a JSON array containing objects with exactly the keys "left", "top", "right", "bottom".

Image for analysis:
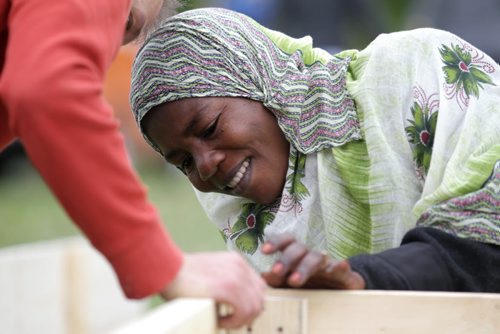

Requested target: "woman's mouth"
[{"left": 227, "top": 159, "right": 250, "bottom": 189}]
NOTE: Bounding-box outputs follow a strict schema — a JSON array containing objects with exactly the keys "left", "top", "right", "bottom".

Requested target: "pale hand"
[{"left": 160, "top": 252, "right": 266, "bottom": 329}]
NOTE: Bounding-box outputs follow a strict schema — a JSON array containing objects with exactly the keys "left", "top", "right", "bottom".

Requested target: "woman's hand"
[{"left": 261, "top": 233, "right": 365, "bottom": 289}]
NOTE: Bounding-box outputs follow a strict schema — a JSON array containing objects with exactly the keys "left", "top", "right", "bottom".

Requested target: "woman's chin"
[{"left": 254, "top": 193, "right": 281, "bottom": 206}]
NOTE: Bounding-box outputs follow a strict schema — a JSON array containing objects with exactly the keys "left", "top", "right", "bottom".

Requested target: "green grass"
[{"left": 0, "top": 159, "right": 225, "bottom": 252}]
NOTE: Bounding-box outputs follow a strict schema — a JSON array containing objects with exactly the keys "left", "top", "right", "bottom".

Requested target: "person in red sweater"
[{"left": 0, "top": 0, "right": 265, "bottom": 329}]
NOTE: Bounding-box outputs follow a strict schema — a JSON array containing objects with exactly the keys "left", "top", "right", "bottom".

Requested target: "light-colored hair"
[{"left": 138, "top": 0, "right": 182, "bottom": 43}]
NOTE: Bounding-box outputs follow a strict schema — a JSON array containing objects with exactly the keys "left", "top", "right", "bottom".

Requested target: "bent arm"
[
  {"left": 349, "top": 227, "right": 500, "bottom": 292},
  {"left": 1, "top": 0, "right": 182, "bottom": 298},
  {"left": 262, "top": 227, "right": 500, "bottom": 292}
]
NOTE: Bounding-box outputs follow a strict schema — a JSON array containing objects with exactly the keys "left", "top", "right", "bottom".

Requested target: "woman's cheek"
[{"left": 190, "top": 176, "right": 214, "bottom": 193}]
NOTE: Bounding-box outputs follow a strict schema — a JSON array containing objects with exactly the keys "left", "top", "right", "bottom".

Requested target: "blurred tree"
[
  {"left": 199, "top": 0, "right": 500, "bottom": 61},
  {"left": 272, "top": 0, "right": 415, "bottom": 49},
  {"left": 211, "top": 0, "right": 279, "bottom": 25},
  {"left": 407, "top": 0, "right": 500, "bottom": 61},
  {"left": 180, "top": 0, "right": 204, "bottom": 11}
]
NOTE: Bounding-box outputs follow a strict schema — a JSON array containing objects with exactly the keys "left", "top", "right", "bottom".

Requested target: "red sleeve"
[{"left": 1, "top": 0, "right": 183, "bottom": 298}]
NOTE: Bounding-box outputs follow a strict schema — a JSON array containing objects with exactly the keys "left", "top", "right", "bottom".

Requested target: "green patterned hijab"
[
  {"left": 129, "top": 7, "right": 364, "bottom": 270},
  {"left": 130, "top": 7, "right": 361, "bottom": 154}
]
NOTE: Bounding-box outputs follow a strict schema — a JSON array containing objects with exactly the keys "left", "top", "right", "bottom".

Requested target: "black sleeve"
[{"left": 348, "top": 227, "right": 500, "bottom": 292}]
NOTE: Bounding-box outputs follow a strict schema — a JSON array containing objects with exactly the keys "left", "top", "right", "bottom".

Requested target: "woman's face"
[{"left": 143, "top": 97, "right": 290, "bottom": 205}]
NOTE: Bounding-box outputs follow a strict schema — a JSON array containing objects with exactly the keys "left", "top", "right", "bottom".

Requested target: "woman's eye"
[
  {"left": 202, "top": 115, "right": 220, "bottom": 138},
  {"left": 178, "top": 155, "right": 193, "bottom": 175}
]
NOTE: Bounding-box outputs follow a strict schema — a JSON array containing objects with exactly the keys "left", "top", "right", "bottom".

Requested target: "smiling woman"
[
  {"left": 130, "top": 8, "right": 500, "bottom": 292},
  {"left": 142, "top": 97, "right": 290, "bottom": 205}
]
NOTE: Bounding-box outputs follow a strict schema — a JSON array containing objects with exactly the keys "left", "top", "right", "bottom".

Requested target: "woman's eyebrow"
[
  {"left": 182, "top": 104, "right": 210, "bottom": 136},
  {"left": 163, "top": 103, "right": 212, "bottom": 160}
]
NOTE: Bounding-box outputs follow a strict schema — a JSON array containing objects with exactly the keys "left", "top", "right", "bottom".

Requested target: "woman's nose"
[{"left": 194, "top": 149, "right": 224, "bottom": 182}]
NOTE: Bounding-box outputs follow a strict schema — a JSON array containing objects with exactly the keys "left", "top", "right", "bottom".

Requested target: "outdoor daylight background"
[{"left": 1, "top": 0, "right": 499, "bottom": 252}]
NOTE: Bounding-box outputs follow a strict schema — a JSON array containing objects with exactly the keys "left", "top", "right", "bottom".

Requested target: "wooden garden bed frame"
[{"left": 112, "top": 289, "right": 500, "bottom": 334}]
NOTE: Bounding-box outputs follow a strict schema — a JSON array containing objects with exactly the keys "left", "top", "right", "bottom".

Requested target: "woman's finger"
[
  {"left": 261, "top": 233, "right": 296, "bottom": 254},
  {"left": 286, "top": 250, "right": 326, "bottom": 287},
  {"left": 261, "top": 271, "right": 286, "bottom": 287},
  {"left": 272, "top": 240, "right": 308, "bottom": 276},
  {"left": 323, "top": 260, "right": 366, "bottom": 289}
]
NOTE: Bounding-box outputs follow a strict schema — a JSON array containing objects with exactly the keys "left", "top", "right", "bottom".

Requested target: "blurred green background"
[{"left": 0, "top": 159, "right": 224, "bottom": 251}]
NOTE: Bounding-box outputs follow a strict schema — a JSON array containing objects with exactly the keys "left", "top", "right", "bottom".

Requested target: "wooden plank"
[
  {"left": 267, "top": 289, "right": 500, "bottom": 334},
  {"left": 109, "top": 289, "right": 500, "bottom": 333},
  {"left": 64, "top": 242, "right": 87, "bottom": 334},
  {"left": 0, "top": 241, "right": 67, "bottom": 334},
  {"left": 110, "top": 298, "right": 216, "bottom": 334},
  {"left": 226, "top": 295, "right": 306, "bottom": 334},
  {"left": 62, "top": 240, "right": 148, "bottom": 333},
  {"left": 0, "top": 238, "right": 148, "bottom": 334}
]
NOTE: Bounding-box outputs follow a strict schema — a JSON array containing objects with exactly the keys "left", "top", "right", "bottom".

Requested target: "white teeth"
[{"left": 227, "top": 160, "right": 249, "bottom": 189}]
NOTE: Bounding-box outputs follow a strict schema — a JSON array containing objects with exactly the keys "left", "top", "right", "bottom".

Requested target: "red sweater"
[{"left": 0, "top": 0, "right": 183, "bottom": 298}]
